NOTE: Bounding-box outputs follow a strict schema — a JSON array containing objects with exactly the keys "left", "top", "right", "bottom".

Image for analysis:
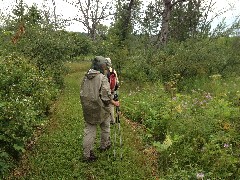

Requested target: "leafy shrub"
[
  {"left": 18, "top": 29, "right": 68, "bottom": 87},
  {"left": 66, "top": 32, "right": 93, "bottom": 59},
  {"left": 121, "top": 78, "right": 240, "bottom": 179},
  {"left": 121, "top": 82, "right": 171, "bottom": 141},
  {"left": 122, "top": 55, "right": 161, "bottom": 82},
  {"left": 3, "top": 28, "right": 74, "bottom": 88},
  {"left": 122, "top": 37, "right": 240, "bottom": 83},
  {"left": 0, "top": 54, "right": 58, "bottom": 176}
]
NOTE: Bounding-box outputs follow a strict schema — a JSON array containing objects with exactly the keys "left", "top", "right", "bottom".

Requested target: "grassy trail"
[{"left": 10, "top": 62, "right": 159, "bottom": 180}]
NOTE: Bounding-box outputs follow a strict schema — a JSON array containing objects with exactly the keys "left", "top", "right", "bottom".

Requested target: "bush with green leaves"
[
  {"left": 1, "top": 27, "right": 93, "bottom": 88},
  {"left": 13, "top": 28, "right": 69, "bottom": 87},
  {"left": 61, "top": 32, "right": 93, "bottom": 61},
  {"left": 121, "top": 82, "right": 171, "bottom": 141},
  {"left": 0, "top": 54, "right": 58, "bottom": 175},
  {"left": 121, "top": 78, "right": 240, "bottom": 179},
  {"left": 157, "top": 91, "right": 240, "bottom": 179},
  {"left": 122, "top": 37, "right": 240, "bottom": 83}
]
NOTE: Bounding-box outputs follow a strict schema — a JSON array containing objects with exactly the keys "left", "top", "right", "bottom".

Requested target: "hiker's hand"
[{"left": 113, "top": 100, "right": 120, "bottom": 107}]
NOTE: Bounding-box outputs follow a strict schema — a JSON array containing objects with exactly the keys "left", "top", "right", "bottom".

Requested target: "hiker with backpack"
[
  {"left": 106, "top": 57, "right": 119, "bottom": 124},
  {"left": 80, "top": 56, "right": 120, "bottom": 162},
  {"left": 105, "top": 57, "right": 123, "bottom": 160}
]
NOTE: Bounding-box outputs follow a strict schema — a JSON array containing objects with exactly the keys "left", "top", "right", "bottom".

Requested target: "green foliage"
[
  {"left": 2, "top": 28, "right": 92, "bottom": 87},
  {"left": 169, "top": 0, "right": 210, "bottom": 41},
  {"left": 24, "top": 5, "right": 42, "bottom": 26},
  {"left": 0, "top": 54, "right": 58, "bottom": 176},
  {"left": 122, "top": 37, "right": 240, "bottom": 84},
  {"left": 121, "top": 77, "right": 240, "bottom": 179},
  {"left": 121, "top": 82, "right": 170, "bottom": 141},
  {"left": 2, "top": 3, "right": 95, "bottom": 86},
  {"left": 68, "top": 32, "right": 93, "bottom": 58}
]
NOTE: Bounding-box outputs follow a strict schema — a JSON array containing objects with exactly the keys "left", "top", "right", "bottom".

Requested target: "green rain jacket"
[{"left": 80, "top": 69, "right": 111, "bottom": 124}]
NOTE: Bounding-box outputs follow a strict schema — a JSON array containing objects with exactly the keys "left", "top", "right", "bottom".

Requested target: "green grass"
[{"left": 9, "top": 62, "right": 159, "bottom": 179}]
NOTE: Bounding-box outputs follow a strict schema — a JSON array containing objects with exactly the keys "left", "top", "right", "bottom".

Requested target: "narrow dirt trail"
[{"left": 9, "top": 62, "right": 159, "bottom": 180}]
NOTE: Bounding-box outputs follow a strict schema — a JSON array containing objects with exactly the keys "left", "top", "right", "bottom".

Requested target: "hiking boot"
[
  {"left": 98, "top": 144, "right": 111, "bottom": 152},
  {"left": 90, "top": 150, "right": 95, "bottom": 157},
  {"left": 83, "top": 151, "right": 98, "bottom": 163},
  {"left": 83, "top": 156, "right": 97, "bottom": 163}
]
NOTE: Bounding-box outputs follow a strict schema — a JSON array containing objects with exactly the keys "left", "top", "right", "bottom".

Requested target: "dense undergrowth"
[
  {"left": 119, "top": 37, "right": 240, "bottom": 179},
  {"left": 121, "top": 76, "right": 240, "bottom": 179},
  {"left": 0, "top": 54, "right": 59, "bottom": 177},
  {"left": 0, "top": 26, "right": 72, "bottom": 177}
]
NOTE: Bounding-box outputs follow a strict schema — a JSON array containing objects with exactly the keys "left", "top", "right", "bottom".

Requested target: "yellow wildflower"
[{"left": 175, "top": 104, "right": 182, "bottom": 113}]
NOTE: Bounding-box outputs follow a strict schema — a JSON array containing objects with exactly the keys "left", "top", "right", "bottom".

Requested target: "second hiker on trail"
[
  {"left": 80, "top": 56, "right": 120, "bottom": 162},
  {"left": 106, "top": 57, "right": 119, "bottom": 124}
]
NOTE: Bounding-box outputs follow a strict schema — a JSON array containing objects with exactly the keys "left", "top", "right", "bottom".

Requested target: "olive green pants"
[{"left": 83, "top": 119, "right": 111, "bottom": 158}]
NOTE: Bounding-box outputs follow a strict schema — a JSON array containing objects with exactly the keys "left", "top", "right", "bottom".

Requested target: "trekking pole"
[
  {"left": 113, "top": 93, "right": 123, "bottom": 160},
  {"left": 113, "top": 111, "right": 117, "bottom": 160},
  {"left": 113, "top": 106, "right": 121, "bottom": 160},
  {"left": 116, "top": 106, "right": 123, "bottom": 160}
]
